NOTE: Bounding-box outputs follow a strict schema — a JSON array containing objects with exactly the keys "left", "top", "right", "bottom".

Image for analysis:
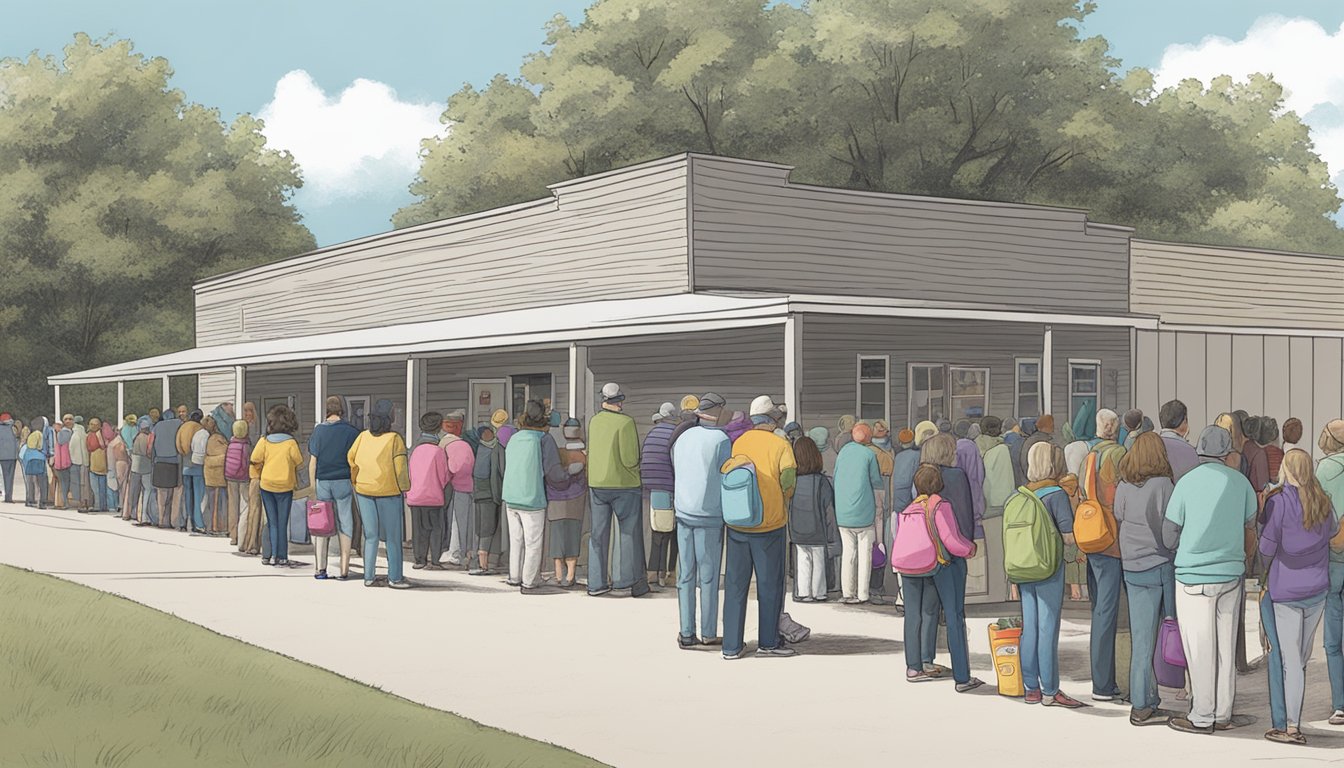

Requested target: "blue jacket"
[{"left": 671, "top": 425, "right": 731, "bottom": 527}]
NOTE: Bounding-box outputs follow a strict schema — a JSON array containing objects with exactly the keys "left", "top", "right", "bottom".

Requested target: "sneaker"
[
  {"left": 922, "top": 663, "right": 951, "bottom": 678},
  {"left": 701, "top": 637, "right": 723, "bottom": 647},
  {"left": 1131, "top": 708, "right": 1173, "bottom": 726},
  {"left": 756, "top": 646, "right": 798, "bottom": 657},
  {"left": 678, "top": 634, "right": 700, "bottom": 649},
  {"left": 411, "top": 563, "right": 426, "bottom": 570},
  {"left": 262, "top": 557, "right": 273, "bottom": 566},
  {"left": 468, "top": 567, "right": 492, "bottom": 576},
  {"left": 387, "top": 580, "right": 412, "bottom": 590},
  {"left": 314, "top": 571, "right": 329, "bottom": 580},
  {"left": 647, "top": 582, "right": 663, "bottom": 593},
  {"left": 364, "top": 580, "right": 377, "bottom": 587},
  {"left": 1330, "top": 710, "right": 1344, "bottom": 726},
  {"left": 559, "top": 578, "right": 573, "bottom": 588},
  {"left": 955, "top": 678, "right": 985, "bottom": 694},
  {"left": 907, "top": 669, "right": 934, "bottom": 683},
  {"left": 1167, "top": 716, "right": 1214, "bottom": 735},
  {"left": 722, "top": 650, "right": 744, "bottom": 660},
  {"left": 1091, "top": 692, "right": 1119, "bottom": 702},
  {"left": 841, "top": 597, "right": 860, "bottom": 605},
  {"left": 445, "top": 553, "right": 463, "bottom": 566},
  {"left": 892, "top": 605, "right": 905, "bottom": 617},
  {"left": 1264, "top": 729, "right": 1306, "bottom": 745},
  {"left": 1024, "top": 690, "right": 1042, "bottom": 704},
  {"left": 795, "top": 596, "right": 815, "bottom": 603},
  {"left": 1044, "top": 692, "right": 1084, "bottom": 709},
  {"left": 813, "top": 595, "right": 829, "bottom": 603},
  {"left": 505, "top": 579, "right": 522, "bottom": 587},
  {"left": 588, "top": 586, "right": 612, "bottom": 597},
  {"left": 425, "top": 563, "right": 446, "bottom": 571}
]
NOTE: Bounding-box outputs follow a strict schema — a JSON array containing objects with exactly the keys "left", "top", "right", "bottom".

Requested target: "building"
[{"left": 49, "top": 153, "right": 1344, "bottom": 601}]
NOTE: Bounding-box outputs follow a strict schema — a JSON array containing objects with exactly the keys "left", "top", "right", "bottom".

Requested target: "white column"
[
  {"left": 161, "top": 375, "right": 171, "bottom": 412},
  {"left": 53, "top": 384, "right": 62, "bottom": 422},
  {"left": 784, "top": 315, "right": 802, "bottom": 422},
  {"left": 314, "top": 363, "right": 328, "bottom": 427},
  {"left": 233, "top": 366, "right": 246, "bottom": 415},
  {"left": 1042, "top": 325, "right": 1054, "bottom": 417},
  {"left": 116, "top": 381, "right": 125, "bottom": 420},
  {"left": 568, "top": 343, "right": 590, "bottom": 419},
  {"left": 404, "top": 358, "right": 419, "bottom": 438}
]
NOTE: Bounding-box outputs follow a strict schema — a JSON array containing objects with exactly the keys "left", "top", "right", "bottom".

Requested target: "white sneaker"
[
  {"left": 1330, "top": 710, "right": 1344, "bottom": 726},
  {"left": 445, "top": 553, "right": 463, "bottom": 566}
]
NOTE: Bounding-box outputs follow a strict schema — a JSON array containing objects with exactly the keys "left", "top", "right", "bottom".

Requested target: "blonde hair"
[
  {"left": 202, "top": 415, "right": 217, "bottom": 434},
  {"left": 1280, "top": 448, "right": 1333, "bottom": 529},
  {"left": 1215, "top": 413, "right": 1244, "bottom": 445},
  {"left": 1320, "top": 420, "right": 1344, "bottom": 456},
  {"left": 921, "top": 433, "right": 957, "bottom": 467},
  {"left": 1027, "top": 441, "right": 1055, "bottom": 483},
  {"left": 1096, "top": 409, "right": 1119, "bottom": 440}
]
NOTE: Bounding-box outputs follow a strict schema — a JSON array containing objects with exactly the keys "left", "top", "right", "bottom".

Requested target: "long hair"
[
  {"left": 1281, "top": 449, "right": 1333, "bottom": 530},
  {"left": 1119, "top": 432, "right": 1173, "bottom": 486},
  {"left": 1215, "top": 412, "right": 1244, "bottom": 447},
  {"left": 267, "top": 404, "right": 298, "bottom": 436},
  {"left": 1026, "top": 442, "right": 1055, "bottom": 484},
  {"left": 794, "top": 437, "right": 823, "bottom": 476},
  {"left": 920, "top": 433, "right": 957, "bottom": 468}
]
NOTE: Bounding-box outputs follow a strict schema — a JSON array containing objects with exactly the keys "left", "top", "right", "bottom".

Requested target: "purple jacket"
[
  {"left": 955, "top": 438, "right": 986, "bottom": 538},
  {"left": 1260, "top": 485, "right": 1336, "bottom": 603},
  {"left": 640, "top": 421, "right": 677, "bottom": 493}
]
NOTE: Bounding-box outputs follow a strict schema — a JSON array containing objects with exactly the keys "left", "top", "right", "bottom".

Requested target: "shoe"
[
  {"left": 1214, "top": 720, "right": 1238, "bottom": 732},
  {"left": 520, "top": 585, "right": 541, "bottom": 593},
  {"left": 1091, "top": 692, "right": 1119, "bottom": 702},
  {"left": 647, "top": 582, "right": 663, "bottom": 593},
  {"left": 337, "top": 573, "right": 350, "bottom": 581},
  {"left": 678, "top": 634, "right": 700, "bottom": 649},
  {"left": 955, "top": 678, "right": 985, "bottom": 694},
  {"left": 445, "top": 554, "right": 463, "bottom": 566},
  {"left": 722, "top": 650, "right": 744, "bottom": 660},
  {"left": 1130, "top": 708, "right": 1173, "bottom": 726},
  {"left": 814, "top": 595, "right": 829, "bottom": 603},
  {"left": 1167, "top": 716, "right": 1214, "bottom": 735},
  {"left": 505, "top": 579, "right": 522, "bottom": 587},
  {"left": 1331, "top": 710, "right": 1344, "bottom": 725},
  {"left": 701, "top": 637, "right": 723, "bottom": 646},
  {"left": 907, "top": 669, "right": 935, "bottom": 683},
  {"left": 1024, "top": 690, "right": 1042, "bottom": 704},
  {"left": 1044, "top": 692, "right": 1084, "bottom": 709},
  {"left": 364, "top": 580, "right": 377, "bottom": 587},
  {"left": 922, "top": 663, "right": 951, "bottom": 678},
  {"left": 893, "top": 604, "right": 905, "bottom": 617},
  {"left": 426, "top": 562, "right": 447, "bottom": 571},
  {"left": 588, "top": 586, "right": 612, "bottom": 597},
  {"left": 468, "top": 568, "right": 493, "bottom": 576},
  {"left": 756, "top": 646, "right": 797, "bottom": 657},
  {"left": 411, "top": 563, "right": 426, "bottom": 570},
  {"left": 388, "top": 580, "right": 412, "bottom": 590},
  {"left": 1264, "top": 729, "right": 1306, "bottom": 745},
  {"left": 262, "top": 558, "right": 272, "bottom": 566},
  {"left": 841, "top": 598, "right": 860, "bottom": 605},
  {"left": 796, "top": 596, "right": 815, "bottom": 603},
  {"left": 314, "top": 571, "right": 329, "bottom": 580}
]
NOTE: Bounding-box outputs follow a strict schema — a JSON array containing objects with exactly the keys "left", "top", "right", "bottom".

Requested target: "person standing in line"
[
  {"left": 177, "top": 410, "right": 205, "bottom": 531},
  {"left": 1258, "top": 448, "right": 1337, "bottom": 745},
  {"left": 224, "top": 419, "right": 251, "bottom": 543},
  {"left": 721, "top": 395, "right": 797, "bottom": 659},
  {"left": 834, "top": 423, "right": 882, "bottom": 605},
  {"left": 586, "top": 383, "right": 649, "bottom": 598},
  {"left": 251, "top": 404, "right": 306, "bottom": 569},
  {"left": 789, "top": 437, "right": 833, "bottom": 605},
  {"left": 347, "top": 399, "right": 411, "bottom": 588},
  {"left": 1114, "top": 432, "right": 1180, "bottom": 726},
  {"left": 549, "top": 418, "right": 588, "bottom": 588},
  {"left": 202, "top": 416, "right": 229, "bottom": 535},
  {"left": 1316, "top": 420, "right": 1344, "bottom": 726},
  {"left": 502, "top": 400, "right": 571, "bottom": 592},
  {"left": 409, "top": 412, "right": 451, "bottom": 572},
  {"left": 1121, "top": 409, "right": 1145, "bottom": 450},
  {"left": 1082, "top": 408, "right": 1128, "bottom": 703},
  {"left": 128, "top": 416, "right": 154, "bottom": 525},
  {"left": 114, "top": 415, "right": 136, "bottom": 520},
  {"left": 0, "top": 412, "right": 19, "bottom": 503},
  {"left": 1260, "top": 418, "right": 1284, "bottom": 488},
  {"left": 1241, "top": 416, "right": 1271, "bottom": 491},
  {"left": 22, "top": 417, "right": 49, "bottom": 508},
  {"left": 867, "top": 419, "right": 897, "bottom": 606},
  {"left": 1157, "top": 400, "right": 1200, "bottom": 481},
  {"left": 469, "top": 425, "right": 505, "bottom": 576},
  {"left": 67, "top": 415, "right": 88, "bottom": 510},
  {"left": 669, "top": 395, "right": 701, "bottom": 448},
  {"left": 1282, "top": 418, "right": 1304, "bottom": 453},
  {"left": 150, "top": 407, "right": 183, "bottom": 529},
  {"left": 980, "top": 416, "right": 1016, "bottom": 604},
  {"left": 915, "top": 432, "right": 973, "bottom": 677},
  {"left": 1019, "top": 414, "right": 1057, "bottom": 479},
  {"left": 86, "top": 417, "right": 110, "bottom": 514},
  {"left": 643, "top": 402, "right": 680, "bottom": 591},
  {"left": 1164, "top": 425, "right": 1257, "bottom": 735},
  {"left": 671, "top": 392, "right": 730, "bottom": 648},
  {"left": 51, "top": 418, "right": 72, "bottom": 510},
  {"left": 307, "top": 396, "right": 360, "bottom": 579},
  {"left": 439, "top": 410, "right": 476, "bottom": 568}
]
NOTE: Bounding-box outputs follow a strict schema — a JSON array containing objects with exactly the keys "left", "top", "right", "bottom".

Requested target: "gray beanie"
[{"left": 1196, "top": 425, "right": 1233, "bottom": 459}]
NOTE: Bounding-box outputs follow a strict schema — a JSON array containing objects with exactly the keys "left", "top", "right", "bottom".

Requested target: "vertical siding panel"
[
  {"left": 1263, "top": 337, "right": 1290, "bottom": 421},
  {"left": 1135, "top": 330, "right": 1160, "bottom": 419},
  {"left": 1158, "top": 332, "right": 1177, "bottom": 411},
  {"left": 1233, "top": 335, "right": 1265, "bottom": 414},
  {"left": 1288, "top": 338, "right": 1315, "bottom": 438},
  {"left": 1176, "top": 333, "right": 1208, "bottom": 431},
  {"left": 1314, "top": 338, "right": 1342, "bottom": 457},
  {"left": 1204, "top": 334, "right": 1232, "bottom": 424}
]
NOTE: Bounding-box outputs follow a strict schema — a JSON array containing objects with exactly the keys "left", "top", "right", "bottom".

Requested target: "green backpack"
[{"left": 1002, "top": 485, "right": 1063, "bottom": 584}]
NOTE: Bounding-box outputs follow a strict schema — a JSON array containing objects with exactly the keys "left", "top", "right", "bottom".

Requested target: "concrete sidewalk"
[{"left": 1, "top": 502, "right": 1340, "bottom": 768}]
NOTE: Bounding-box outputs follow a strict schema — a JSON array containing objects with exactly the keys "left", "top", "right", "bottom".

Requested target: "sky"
[{"left": 3, "top": 1, "right": 1343, "bottom": 247}]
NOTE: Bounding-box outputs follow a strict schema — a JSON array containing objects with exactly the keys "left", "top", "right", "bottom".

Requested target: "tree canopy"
[
  {"left": 0, "top": 34, "right": 316, "bottom": 418},
  {"left": 395, "top": 0, "right": 1344, "bottom": 256}
]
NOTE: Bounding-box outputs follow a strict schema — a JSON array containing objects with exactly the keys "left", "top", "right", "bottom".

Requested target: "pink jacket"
[
  {"left": 439, "top": 434, "right": 477, "bottom": 493},
  {"left": 931, "top": 497, "right": 975, "bottom": 559},
  {"left": 407, "top": 442, "right": 450, "bottom": 507}
]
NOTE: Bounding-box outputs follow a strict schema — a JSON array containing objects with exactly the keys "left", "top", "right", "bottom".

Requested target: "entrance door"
[{"left": 469, "top": 379, "right": 507, "bottom": 428}]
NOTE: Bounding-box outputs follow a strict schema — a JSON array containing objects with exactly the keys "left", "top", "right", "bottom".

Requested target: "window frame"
[
  {"left": 1014, "top": 357, "right": 1042, "bottom": 421},
  {"left": 855, "top": 354, "right": 890, "bottom": 425},
  {"left": 948, "top": 365, "right": 991, "bottom": 422},
  {"left": 1068, "top": 358, "right": 1103, "bottom": 423},
  {"left": 907, "top": 362, "right": 947, "bottom": 425}
]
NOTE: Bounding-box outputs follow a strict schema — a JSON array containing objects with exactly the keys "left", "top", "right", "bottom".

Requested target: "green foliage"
[
  {"left": 0, "top": 35, "right": 316, "bottom": 419},
  {"left": 396, "top": 0, "right": 1344, "bottom": 257}
]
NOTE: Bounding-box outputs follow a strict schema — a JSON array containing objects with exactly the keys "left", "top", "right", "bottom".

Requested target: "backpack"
[
  {"left": 1075, "top": 443, "right": 1122, "bottom": 554},
  {"left": 224, "top": 440, "right": 250, "bottom": 482},
  {"left": 721, "top": 457, "right": 764, "bottom": 528},
  {"left": 1002, "top": 485, "right": 1063, "bottom": 583},
  {"left": 890, "top": 495, "right": 950, "bottom": 577},
  {"left": 53, "top": 439, "right": 71, "bottom": 471}
]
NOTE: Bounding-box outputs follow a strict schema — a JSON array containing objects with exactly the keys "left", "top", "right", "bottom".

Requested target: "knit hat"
[
  {"left": 680, "top": 395, "right": 700, "bottom": 411},
  {"left": 749, "top": 395, "right": 786, "bottom": 420},
  {"left": 695, "top": 392, "right": 726, "bottom": 413},
  {"left": 897, "top": 428, "right": 915, "bottom": 447},
  {"left": 653, "top": 402, "right": 677, "bottom": 423},
  {"left": 914, "top": 420, "right": 937, "bottom": 447},
  {"left": 601, "top": 383, "right": 625, "bottom": 404},
  {"left": 1197, "top": 425, "right": 1233, "bottom": 459},
  {"left": 1123, "top": 409, "right": 1143, "bottom": 431},
  {"left": 232, "top": 419, "right": 249, "bottom": 438},
  {"left": 139, "top": 416, "right": 154, "bottom": 433},
  {"left": 953, "top": 419, "right": 972, "bottom": 439},
  {"left": 936, "top": 418, "right": 952, "bottom": 434},
  {"left": 783, "top": 421, "right": 804, "bottom": 440},
  {"left": 808, "top": 426, "right": 829, "bottom": 449},
  {"left": 967, "top": 424, "right": 982, "bottom": 440},
  {"left": 74, "top": 415, "right": 84, "bottom": 424},
  {"left": 852, "top": 423, "right": 873, "bottom": 444},
  {"left": 490, "top": 409, "right": 509, "bottom": 429}
]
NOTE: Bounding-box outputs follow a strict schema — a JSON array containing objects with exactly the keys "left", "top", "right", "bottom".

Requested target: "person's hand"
[
  {"left": 567, "top": 462, "right": 584, "bottom": 475},
  {"left": 1078, "top": 553, "right": 1087, "bottom": 564},
  {"left": 968, "top": 542, "right": 978, "bottom": 558}
]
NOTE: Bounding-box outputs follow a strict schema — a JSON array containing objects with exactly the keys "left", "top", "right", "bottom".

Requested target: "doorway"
[
  {"left": 469, "top": 379, "right": 507, "bottom": 428},
  {"left": 510, "top": 373, "right": 555, "bottom": 419}
]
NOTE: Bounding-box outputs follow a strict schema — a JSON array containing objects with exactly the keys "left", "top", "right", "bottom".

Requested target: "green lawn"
[{"left": 0, "top": 565, "right": 606, "bottom": 768}]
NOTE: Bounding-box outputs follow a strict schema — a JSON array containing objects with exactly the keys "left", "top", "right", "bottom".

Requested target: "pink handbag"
[{"left": 306, "top": 499, "right": 336, "bottom": 537}]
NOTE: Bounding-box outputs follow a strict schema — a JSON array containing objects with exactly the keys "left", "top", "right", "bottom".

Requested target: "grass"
[{"left": 0, "top": 564, "right": 607, "bottom": 768}]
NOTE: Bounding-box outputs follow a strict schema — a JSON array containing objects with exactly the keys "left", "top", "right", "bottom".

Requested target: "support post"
[
  {"left": 53, "top": 384, "right": 62, "bottom": 422},
  {"left": 314, "top": 363, "right": 328, "bottom": 428},
  {"left": 161, "top": 375, "right": 171, "bottom": 412},
  {"left": 784, "top": 315, "right": 802, "bottom": 423},
  {"left": 116, "top": 381, "right": 125, "bottom": 421},
  {"left": 568, "top": 343, "right": 590, "bottom": 420},
  {"left": 233, "top": 366, "right": 246, "bottom": 419},
  {"left": 1042, "top": 325, "right": 1054, "bottom": 417},
  {"left": 405, "top": 358, "right": 419, "bottom": 439}
]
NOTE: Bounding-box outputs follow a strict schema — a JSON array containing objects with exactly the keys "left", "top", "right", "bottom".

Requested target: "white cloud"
[
  {"left": 1153, "top": 16, "right": 1344, "bottom": 192},
  {"left": 258, "top": 70, "right": 448, "bottom": 205}
]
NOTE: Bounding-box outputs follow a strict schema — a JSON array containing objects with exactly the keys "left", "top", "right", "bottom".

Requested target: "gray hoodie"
[
  {"left": 0, "top": 418, "right": 19, "bottom": 461},
  {"left": 1113, "top": 476, "right": 1181, "bottom": 573}
]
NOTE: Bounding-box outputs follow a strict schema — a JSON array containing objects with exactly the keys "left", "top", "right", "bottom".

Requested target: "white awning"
[{"left": 48, "top": 292, "right": 1158, "bottom": 386}]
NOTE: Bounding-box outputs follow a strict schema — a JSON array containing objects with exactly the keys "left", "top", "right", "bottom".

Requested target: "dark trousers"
[
  {"left": 0, "top": 460, "right": 15, "bottom": 502},
  {"left": 411, "top": 504, "right": 447, "bottom": 565},
  {"left": 588, "top": 488, "right": 648, "bottom": 594},
  {"left": 904, "top": 557, "right": 971, "bottom": 683},
  {"left": 261, "top": 489, "right": 293, "bottom": 562},
  {"left": 1086, "top": 552, "right": 1125, "bottom": 696},
  {"left": 649, "top": 527, "right": 678, "bottom": 574},
  {"left": 722, "top": 526, "right": 787, "bottom": 656}
]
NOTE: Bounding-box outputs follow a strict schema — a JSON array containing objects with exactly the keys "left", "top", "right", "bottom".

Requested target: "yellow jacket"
[
  {"left": 347, "top": 431, "right": 410, "bottom": 497},
  {"left": 249, "top": 436, "right": 304, "bottom": 493},
  {"left": 176, "top": 421, "right": 202, "bottom": 456}
]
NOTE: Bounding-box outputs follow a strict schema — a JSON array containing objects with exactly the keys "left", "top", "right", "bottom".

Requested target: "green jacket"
[
  {"left": 982, "top": 439, "right": 1015, "bottom": 512},
  {"left": 1317, "top": 454, "right": 1344, "bottom": 564},
  {"left": 587, "top": 409, "right": 641, "bottom": 489}
]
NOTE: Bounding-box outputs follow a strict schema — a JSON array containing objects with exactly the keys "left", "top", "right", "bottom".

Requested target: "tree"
[
  {"left": 396, "top": 0, "right": 1344, "bottom": 256},
  {"left": 0, "top": 35, "right": 315, "bottom": 418}
]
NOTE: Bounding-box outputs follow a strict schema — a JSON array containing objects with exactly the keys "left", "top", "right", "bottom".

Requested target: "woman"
[
  {"left": 470, "top": 424, "right": 505, "bottom": 576},
  {"left": 1114, "top": 432, "right": 1179, "bottom": 726},
  {"left": 916, "top": 433, "right": 976, "bottom": 677},
  {"left": 1261, "top": 418, "right": 1284, "bottom": 484},
  {"left": 86, "top": 417, "right": 109, "bottom": 513},
  {"left": 1012, "top": 442, "right": 1084, "bottom": 707},
  {"left": 548, "top": 418, "right": 588, "bottom": 588},
  {"left": 116, "top": 415, "right": 136, "bottom": 519},
  {"left": 1260, "top": 449, "right": 1338, "bottom": 744},
  {"left": 129, "top": 416, "right": 153, "bottom": 525},
  {"left": 249, "top": 404, "right": 305, "bottom": 567},
  {"left": 501, "top": 400, "right": 567, "bottom": 591},
  {"left": 1049, "top": 447, "right": 1088, "bottom": 602},
  {"left": 201, "top": 415, "right": 229, "bottom": 536},
  {"left": 179, "top": 410, "right": 206, "bottom": 533},
  {"left": 789, "top": 437, "right": 834, "bottom": 602},
  {"left": 106, "top": 421, "right": 129, "bottom": 516},
  {"left": 51, "top": 420, "right": 71, "bottom": 510},
  {"left": 347, "top": 399, "right": 411, "bottom": 588},
  {"left": 22, "top": 417, "right": 48, "bottom": 508},
  {"left": 899, "top": 464, "right": 982, "bottom": 691},
  {"left": 225, "top": 419, "right": 252, "bottom": 547},
  {"left": 1214, "top": 413, "right": 1246, "bottom": 476}
]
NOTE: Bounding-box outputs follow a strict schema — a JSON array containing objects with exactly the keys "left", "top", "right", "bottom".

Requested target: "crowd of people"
[{"left": 4, "top": 389, "right": 1344, "bottom": 745}]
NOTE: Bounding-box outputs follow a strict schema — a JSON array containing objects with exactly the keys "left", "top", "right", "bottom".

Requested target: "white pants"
[
  {"left": 795, "top": 544, "right": 828, "bottom": 599},
  {"left": 506, "top": 504, "right": 545, "bottom": 588},
  {"left": 1274, "top": 600, "right": 1327, "bottom": 726},
  {"left": 1176, "top": 579, "right": 1241, "bottom": 728},
  {"left": 840, "top": 526, "right": 875, "bottom": 601}
]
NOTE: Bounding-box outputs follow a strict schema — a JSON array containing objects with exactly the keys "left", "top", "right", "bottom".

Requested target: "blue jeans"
[
  {"left": 316, "top": 479, "right": 356, "bottom": 537},
  {"left": 1, "top": 460, "right": 16, "bottom": 502},
  {"left": 89, "top": 472, "right": 108, "bottom": 512},
  {"left": 722, "top": 526, "right": 786, "bottom": 656},
  {"left": 1261, "top": 591, "right": 1287, "bottom": 731},
  {"left": 588, "top": 488, "right": 648, "bottom": 594},
  {"left": 1087, "top": 552, "right": 1124, "bottom": 696},
  {"left": 183, "top": 471, "right": 205, "bottom": 529},
  {"left": 1123, "top": 562, "right": 1175, "bottom": 710},
  {"left": 1020, "top": 566, "right": 1066, "bottom": 696},
  {"left": 1325, "top": 562, "right": 1344, "bottom": 711},
  {"left": 677, "top": 522, "right": 724, "bottom": 640},
  {"left": 260, "top": 489, "right": 293, "bottom": 561},
  {"left": 68, "top": 465, "right": 84, "bottom": 507},
  {"left": 357, "top": 493, "right": 405, "bottom": 584},
  {"left": 904, "top": 557, "right": 971, "bottom": 683}
]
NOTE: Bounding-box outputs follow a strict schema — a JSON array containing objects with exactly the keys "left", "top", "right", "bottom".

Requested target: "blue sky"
[{"left": 4, "top": 1, "right": 1342, "bottom": 247}]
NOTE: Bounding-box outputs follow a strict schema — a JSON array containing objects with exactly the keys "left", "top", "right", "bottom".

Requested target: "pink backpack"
[
  {"left": 890, "top": 494, "right": 950, "bottom": 577},
  {"left": 224, "top": 439, "right": 250, "bottom": 482}
]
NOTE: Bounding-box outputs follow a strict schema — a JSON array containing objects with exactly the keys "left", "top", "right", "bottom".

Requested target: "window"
[
  {"left": 949, "top": 367, "right": 990, "bottom": 421},
  {"left": 856, "top": 356, "right": 889, "bottom": 423},
  {"left": 1069, "top": 360, "right": 1101, "bottom": 427},
  {"left": 510, "top": 373, "right": 555, "bottom": 419},
  {"left": 1014, "top": 358, "right": 1041, "bottom": 420},
  {"left": 908, "top": 363, "right": 946, "bottom": 424}
]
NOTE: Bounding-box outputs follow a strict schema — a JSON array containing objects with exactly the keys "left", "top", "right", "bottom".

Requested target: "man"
[
  {"left": 643, "top": 403, "right": 679, "bottom": 591},
  {"left": 308, "top": 396, "right": 360, "bottom": 579},
  {"left": 1083, "top": 408, "right": 1128, "bottom": 703},
  {"left": 586, "top": 383, "right": 649, "bottom": 597},
  {"left": 722, "top": 395, "right": 798, "bottom": 659},
  {"left": 1158, "top": 400, "right": 1199, "bottom": 481},
  {"left": 1164, "top": 426, "right": 1257, "bottom": 735},
  {"left": 151, "top": 406, "right": 184, "bottom": 531},
  {"left": 175, "top": 404, "right": 189, "bottom": 422},
  {"left": 67, "top": 414, "right": 88, "bottom": 510},
  {"left": 501, "top": 400, "right": 567, "bottom": 592},
  {"left": 671, "top": 392, "right": 730, "bottom": 648},
  {"left": 835, "top": 423, "right": 882, "bottom": 605},
  {"left": 0, "top": 412, "right": 19, "bottom": 503},
  {"left": 1240, "top": 415, "right": 1270, "bottom": 492},
  {"left": 1005, "top": 417, "right": 1029, "bottom": 487},
  {"left": 979, "top": 415, "right": 1016, "bottom": 603},
  {"left": 1018, "top": 414, "right": 1056, "bottom": 478},
  {"left": 439, "top": 409, "right": 476, "bottom": 567},
  {"left": 177, "top": 411, "right": 205, "bottom": 532}
]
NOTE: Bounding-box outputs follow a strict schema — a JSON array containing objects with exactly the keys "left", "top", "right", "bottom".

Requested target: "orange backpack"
[{"left": 1074, "top": 443, "right": 1123, "bottom": 554}]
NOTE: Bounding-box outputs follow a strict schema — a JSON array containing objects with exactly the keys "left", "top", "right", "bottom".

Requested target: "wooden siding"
[
  {"left": 424, "top": 349, "right": 571, "bottom": 424},
  {"left": 244, "top": 367, "right": 320, "bottom": 448},
  {"left": 1131, "top": 239, "right": 1344, "bottom": 330},
  {"left": 197, "top": 370, "right": 235, "bottom": 411},
  {"left": 194, "top": 157, "right": 692, "bottom": 346},
  {"left": 1051, "top": 326, "right": 1133, "bottom": 421},
  {"left": 690, "top": 155, "right": 1132, "bottom": 311}
]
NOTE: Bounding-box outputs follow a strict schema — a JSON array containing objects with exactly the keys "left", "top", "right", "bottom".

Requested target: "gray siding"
[
  {"left": 193, "top": 157, "right": 692, "bottom": 346},
  {"left": 424, "top": 349, "right": 571, "bottom": 426},
  {"left": 197, "top": 370, "right": 236, "bottom": 411},
  {"left": 1132, "top": 239, "right": 1344, "bottom": 330},
  {"left": 690, "top": 155, "right": 1132, "bottom": 310}
]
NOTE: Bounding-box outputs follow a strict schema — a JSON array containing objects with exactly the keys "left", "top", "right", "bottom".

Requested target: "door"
[
  {"left": 469, "top": 379, "right": 508, "bottom": 428},
  {"left": 1069, "top": 361, "right": 1101, "bottom": 429},
  {"left": 510, "top": 373, "right": 555, "bottom": 420}
]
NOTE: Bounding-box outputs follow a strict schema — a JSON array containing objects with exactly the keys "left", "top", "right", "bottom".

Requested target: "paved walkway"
[{"left": 1, "top": 502, "right": 1341, "bottom": 767}]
